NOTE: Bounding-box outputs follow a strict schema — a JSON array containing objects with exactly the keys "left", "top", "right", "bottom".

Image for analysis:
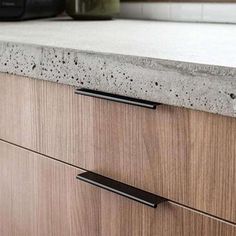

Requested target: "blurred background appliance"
[
  {"left": 0, "top": 0, "right": 64, "bottom": 20},
  {"left": 66, "top": 0, "right": 119, "bottom": 20}
]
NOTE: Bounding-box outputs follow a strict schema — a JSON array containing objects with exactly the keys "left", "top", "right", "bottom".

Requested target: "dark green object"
[{"left": 66, "top": 0, "right": 120, "bottom": 20}]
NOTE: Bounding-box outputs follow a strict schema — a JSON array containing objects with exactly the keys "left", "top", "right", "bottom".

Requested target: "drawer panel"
[
  {"left": 0, "top": 73, "right": 236, "bottom": 222},
  {"left": 0, "top": 140, "right": 235, "bottom": 236}
]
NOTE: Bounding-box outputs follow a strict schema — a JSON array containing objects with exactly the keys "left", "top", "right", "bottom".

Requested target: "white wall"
[{"left": 119, "top": 3, "right": 236, "bottom": 23}]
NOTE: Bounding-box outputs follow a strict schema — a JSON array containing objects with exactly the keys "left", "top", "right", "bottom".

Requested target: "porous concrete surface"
[{"left": 0, "top": 19, "right": 236, "bottom": 117}]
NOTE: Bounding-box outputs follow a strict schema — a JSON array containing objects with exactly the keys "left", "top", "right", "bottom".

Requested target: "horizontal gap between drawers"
[
  {"left": 0, "top": 137, "right": 235, "bottom": 227},
  {"left": 0, "top": 138, "right": 86, "bottom": 171}
]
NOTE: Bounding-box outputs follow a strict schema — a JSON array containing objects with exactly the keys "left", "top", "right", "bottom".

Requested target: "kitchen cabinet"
[
  {"left": 0, "top": 73, "right": 235, "bottom": 223},
  {"left": 0, "top": 140, "right": 235, "bottom": 236}
]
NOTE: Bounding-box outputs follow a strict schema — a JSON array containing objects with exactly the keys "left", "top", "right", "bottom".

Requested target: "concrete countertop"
[{"left": 0, "top": 18, "right": 235, "bottom": 117}]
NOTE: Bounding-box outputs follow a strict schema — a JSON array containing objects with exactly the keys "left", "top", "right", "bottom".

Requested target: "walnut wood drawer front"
[
  {"left": 0, "top": 140, "right": 235, "bottom": 236},
  {"left": 0, "top": 74, "right": 236, "bottom": 223}
]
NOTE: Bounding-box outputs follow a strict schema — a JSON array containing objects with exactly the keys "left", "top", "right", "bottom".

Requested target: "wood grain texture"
[
  {"left": 0, "top": 73, "right": 235, "bottom": 223},
  {"left": 0, "top": 140, "right": 235, "bottom": 236},
  {"left": 0, "top": 141, "right": 100, "bottom": 236}
]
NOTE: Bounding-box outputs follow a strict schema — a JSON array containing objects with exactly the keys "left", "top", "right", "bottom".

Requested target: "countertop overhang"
[{"left": 0, "top": 18, "right": 235, "bottom": 117}]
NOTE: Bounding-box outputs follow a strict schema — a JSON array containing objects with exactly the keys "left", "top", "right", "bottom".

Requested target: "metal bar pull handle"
[
  {"left": 75, "top": 88, "right": 159, "bottom": 109},
  {"left": 77, "top": 171, "right": 167, "bottom": 208}
]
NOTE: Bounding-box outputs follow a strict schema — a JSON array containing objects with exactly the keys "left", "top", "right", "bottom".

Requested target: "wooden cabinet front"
[
  {"left": 0, "top": 140, "right": 235, "bottom": 236},
  {"left": 0, "top": 73, "right": 236, "bottom": 223}
]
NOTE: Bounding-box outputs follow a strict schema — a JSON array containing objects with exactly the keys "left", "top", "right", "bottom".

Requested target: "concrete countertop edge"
[{"left": 0, "top": 40, "right": 236, "bottom": 118}]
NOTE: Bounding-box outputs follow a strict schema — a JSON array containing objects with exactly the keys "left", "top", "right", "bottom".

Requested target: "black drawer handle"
[
  {"left": 77, "top": 171, "right": 167, "bottom": 208},
  {"left": 75, "top": 89, "right": 159, "bottom": 109}
]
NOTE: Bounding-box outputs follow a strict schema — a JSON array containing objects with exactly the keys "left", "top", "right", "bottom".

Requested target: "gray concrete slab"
[{"left": 0, "top": 18, "right": 235, "bottom": 117}]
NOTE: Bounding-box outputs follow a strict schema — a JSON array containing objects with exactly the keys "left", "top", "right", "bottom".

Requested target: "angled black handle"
[
  {"left": 75, "top": 89, "right": 159, "bottom": 109},
  {"left": 77, "top": 171, "right": 167, "bottom": 208}
]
